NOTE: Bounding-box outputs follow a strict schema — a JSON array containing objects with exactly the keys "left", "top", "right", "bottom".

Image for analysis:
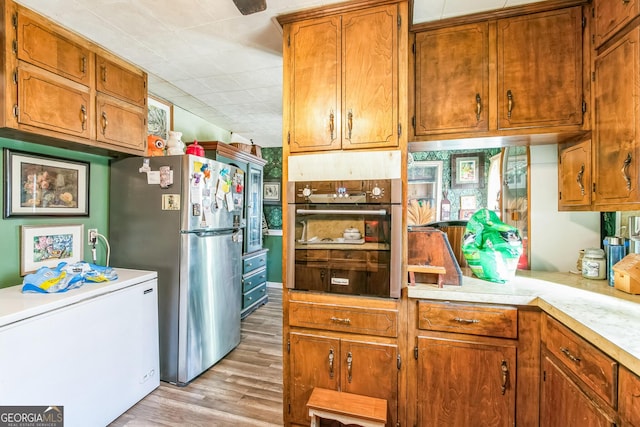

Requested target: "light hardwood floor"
[{"left": 111, "top": 287, "right": 283, "bottom": 427}]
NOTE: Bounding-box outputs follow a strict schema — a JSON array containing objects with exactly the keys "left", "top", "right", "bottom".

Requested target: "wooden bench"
[{"left": 306, "top": 387, "right": 387, "bottom": 427}]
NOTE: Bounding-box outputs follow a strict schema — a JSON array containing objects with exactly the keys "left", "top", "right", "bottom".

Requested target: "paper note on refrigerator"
[{"left": 226, "top": 192, "right": 234, "bottom": 212}]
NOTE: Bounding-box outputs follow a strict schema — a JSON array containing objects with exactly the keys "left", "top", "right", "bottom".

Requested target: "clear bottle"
[{"left": 582, "top": 248, "right": 606, "bottom": 280}]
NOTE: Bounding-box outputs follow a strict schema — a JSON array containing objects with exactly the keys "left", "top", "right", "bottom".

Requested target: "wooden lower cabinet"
[
  {"left": 619, "top": 366, "right": 640, "bottom": 426},
  {"left": 416, "top": 336, "right": 516, "bottom": 426},
  {"left": 408, "top": 300, "right": 540, "bottom": 427},
  {"left": 288, "top": 331, "right": 398, "bottom": 426},
  {"left": 541, "top": 355, "right": 615, "bottom": 427}
]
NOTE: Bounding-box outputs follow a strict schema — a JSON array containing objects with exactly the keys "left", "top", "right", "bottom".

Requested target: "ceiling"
[{"left": 15, "top": 0, "right": 543, "bottom": 148}]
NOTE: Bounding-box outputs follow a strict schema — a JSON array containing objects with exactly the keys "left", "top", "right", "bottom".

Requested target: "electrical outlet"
[{"left": 88, "top": 228, "right": 98, "bottom": 244}]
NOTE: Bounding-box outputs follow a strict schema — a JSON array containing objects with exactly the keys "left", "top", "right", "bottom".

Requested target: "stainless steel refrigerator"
[{"left": 109, "top": 154, "right": 244, "bottom": 385}]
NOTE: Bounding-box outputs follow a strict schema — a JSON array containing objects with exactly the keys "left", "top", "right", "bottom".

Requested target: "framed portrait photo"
[
  {"left": 21, "top": 224, "right": 84, "bottom": 275},
  {"left": 451, "top": 152, "right": 485, "bottom": 189},
  {"left": 4, "top": 149, "right": 89, "bottom": 217}
]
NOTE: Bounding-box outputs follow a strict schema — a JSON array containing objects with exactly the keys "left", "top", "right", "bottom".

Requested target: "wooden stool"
[{"left": 306, "top": 387, "right": 387, "bottom": 427}]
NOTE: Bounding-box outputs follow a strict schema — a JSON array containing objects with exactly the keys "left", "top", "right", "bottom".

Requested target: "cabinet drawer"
[
  {"left": 289, "top": 301, "right": 398, "bottom": 338},
  {"left": 595, "top": 0, "right": 640, "bottom": 47},
  {"left": 243, "top": 267, "right": 267, "bottom": 293},
  {"left": 417, "top": 301, "right": 518, "bottom": 339},
  {"left": 619, "top": 366, "right": 640, "bottom": 425},
  {"left": 244, "top": 251, "right": 267, "bottom": 273},
  {"left": 542, "top": 315, "right": 617, "bottom": 407},
  {"left": 243, "top": 283, "right": 267, "bottom": 308}
]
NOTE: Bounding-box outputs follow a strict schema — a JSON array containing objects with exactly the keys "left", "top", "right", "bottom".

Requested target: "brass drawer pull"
[
  {"left": 560, "top": 346, "right": 581, "bottom": 363},
  {"left": 347, "top": 351, "right": 353, "bottom": 383},
  {"left": 329, "top": 109, "right": 335, "bottom": 140},
  {"left": 347, "top": 109, "right": 353, "bottom": 139},
  {"left": 330, "top": 316, "right": 351, "bottom": 325},
  {"left": 80, "top": 105, "right": 87, "bottom": 130},
  {"left": 453, "top": 317, "right": 480, "bottom": 324},
  {"left": 476, "top": 93, "right": 482, "bottom": 121}
]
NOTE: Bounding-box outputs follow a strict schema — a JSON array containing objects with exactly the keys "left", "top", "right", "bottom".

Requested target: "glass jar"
[{"left": 582, "top": 248, "right": 606, "bottom": 280}]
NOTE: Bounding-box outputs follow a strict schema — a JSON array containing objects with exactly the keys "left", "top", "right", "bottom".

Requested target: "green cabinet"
[{"left": 242, "top": 249, "right": 268, "bottom": 318}]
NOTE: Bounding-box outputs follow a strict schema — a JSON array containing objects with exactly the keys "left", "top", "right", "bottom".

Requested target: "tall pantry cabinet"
[{"left": 278, "top": 1, "right": 408, "bottom": 426}]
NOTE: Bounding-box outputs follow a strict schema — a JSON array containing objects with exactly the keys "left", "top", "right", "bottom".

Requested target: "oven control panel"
[{"left": 293, "top": 179, "right": 393, "bottom": 204}]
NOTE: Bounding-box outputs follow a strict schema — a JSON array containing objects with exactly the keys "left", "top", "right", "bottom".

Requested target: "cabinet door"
[
  {"left": 540, "top": 355, "right": 614, "bottom": 427},
  {"left": 17, "top": 12, "right": 91, "bottom": 86},
  {"left": 342, "top": 4, "right": 398, "bottom": 149},
  {"left": 341, "top": 339, "right": 398, "bottom": 427},
  {"left": 288, "top": 16, "right": 341, "bottom": 153},
  {"left": 245, "top": 164, "right": 263, "bottom": 253},
  {"left": 289, "top": 332, "right": 340, "bottom": 425},
  {"left": 594, "top": 0, "right": 640, "bottom": 47},
  {"left": 594, "top": 26, "right": 640, "bottom": 208},
  {"left": 558, "top": 139, "right": 592, "bottom": 210},
  {"left": 17, "top": 64, "right": 91, "bottom": 139},
  {"left": 417, "top": 336, "right": 516, "bottom": 427},
  {"left": 619, "top": 365, "right": 640, "bottom": 426},
  {"left": 96, "top": 55, "right": 147, "bottom": 107},
  {"left": 414, "top": 22, "right": 489, "bottom": 135},
  {"left": 497, "top": 7, "right": 583, "bottom": 129},
  {"left": 96, "top": 93, "right": 146, "bottom": 153}
]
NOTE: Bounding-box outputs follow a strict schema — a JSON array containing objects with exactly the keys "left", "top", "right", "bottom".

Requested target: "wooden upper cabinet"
[
  {"left": 414, "top": 22, "right": 489, "bottom": 136},
  {"left": 96, "top": 55, "right": 146, "bottom": 107},
  {"left": 288, "top": 16, "right": 341, "bottom": 152},
  {"left": 558, "top": 138, "right": 592, "bottom": 210},
  {"left": 593, "top": 26, "right": 640, "bottom": 209},
  {"left": 497, "top": 7, "right": 584, "bottom": 130},
  {"left": 96, "top": 93, "right": 146, "bottom": 151},
  {"left": 16, "top": 12, "right": 91, "bottom": 86},
  {"left": 286, "top": 3, "right": 401, "bottom": 153},
  {"left": 594, "top": 0, "right": 640, "bottom": 47},
  {"left": 17, "top": 63, "right": 91, "bottom": 139},
  {"left": 341, "top": 5, "right": 398, "bottom": 150}
]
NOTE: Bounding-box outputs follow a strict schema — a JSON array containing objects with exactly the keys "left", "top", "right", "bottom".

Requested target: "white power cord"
[{"left": 92, "top": 232, "right": 111, "bottom": 267}]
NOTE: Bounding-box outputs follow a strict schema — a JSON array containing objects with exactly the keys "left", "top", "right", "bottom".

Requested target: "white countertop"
[
  {"left": 0, "top": 268, "right": 157, "bottom": 328},
  {"left": 408, "top": 270, "right": 640, "bottom": 377}
]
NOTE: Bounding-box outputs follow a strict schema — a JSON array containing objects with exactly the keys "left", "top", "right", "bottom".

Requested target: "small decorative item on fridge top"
[
  {"left": 185, "top": 139, "right": 205, "bottom": 157},
  {"left": 166, "top": 131, "right": 185, "bottom": 155}
]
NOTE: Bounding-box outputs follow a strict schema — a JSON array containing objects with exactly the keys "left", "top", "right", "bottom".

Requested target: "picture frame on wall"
[
  {"left": 20, "top": 224, "right": 84, "bottom": 275},
  {"left": 460, "top": 194, "right": 477, "bottom": 210},
  {"left": 451, "top": 152, "right": 485, "bottom": 189},
  {"left": 263, "top": 180, "right": 281, "bottom": 204},
  {"left": 4, "top": 149, "right": 89, "bottom": 217},
  {"left": 148, "top": 95, "right": 173, "bottom": 141}
]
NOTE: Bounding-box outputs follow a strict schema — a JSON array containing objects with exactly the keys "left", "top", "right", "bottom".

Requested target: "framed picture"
[
  {"left": 459, "top": 209, "right": 475, "bottom": 220},
  {"left": 263, "top": 180, "right": 281, "bottom": 204},
  {"left": 148, "top": 95, "right": 173, "bottom": 141},
  {"left": 460, "top": 194, "right": 477, "bottom": 210},
  {"left": 451, "top": 152, "right": 485, "bottom": 189},
  {"left": 4, "top": 149, "right": 89, "bottom": 217},
  {"left": 21, "top": 224, "right": 84, "bottom": 275}
]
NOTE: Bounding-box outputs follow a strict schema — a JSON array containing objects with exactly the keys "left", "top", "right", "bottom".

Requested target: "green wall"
[
  {"left": 0, "top": 137, "right": 110, "bottom": 288},
  {"left": 261, "top": 147, "right": 283, "bottom": 284}
]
